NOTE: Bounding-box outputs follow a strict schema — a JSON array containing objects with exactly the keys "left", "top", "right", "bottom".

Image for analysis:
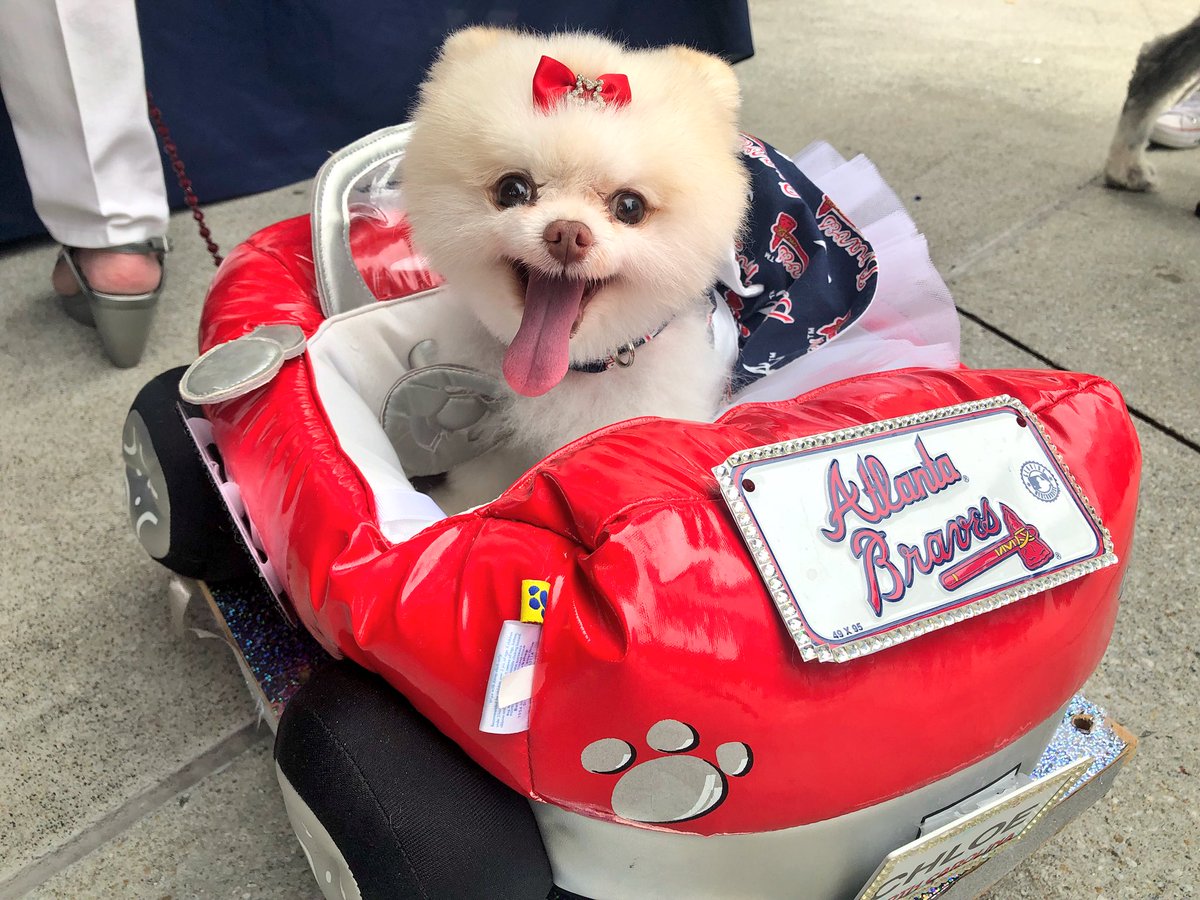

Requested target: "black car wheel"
[
  {"left": 122, "top": 366, "right": 252, "bottom": 581},
  {"left": 275, "top": 661, "right": 555, "bottom": 900}
]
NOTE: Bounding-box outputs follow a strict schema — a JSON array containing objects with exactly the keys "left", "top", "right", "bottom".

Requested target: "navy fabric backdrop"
[{"left": 0, "top": 1, "right": 752, "bottom": 244}]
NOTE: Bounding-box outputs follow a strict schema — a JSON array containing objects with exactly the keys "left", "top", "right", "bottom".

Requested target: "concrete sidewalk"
[{"left": 1, "top": 0, "right": 1196, "bottom": 897}]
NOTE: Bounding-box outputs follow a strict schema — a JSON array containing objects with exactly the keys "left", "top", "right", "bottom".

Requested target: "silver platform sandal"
[{"left": 57, "top": 237, "right": 171, "bottom": 368}]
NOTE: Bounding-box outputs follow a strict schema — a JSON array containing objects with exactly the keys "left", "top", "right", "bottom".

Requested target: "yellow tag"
[{"left": 520, "top": 579, "right": 550, "bottom": 623}]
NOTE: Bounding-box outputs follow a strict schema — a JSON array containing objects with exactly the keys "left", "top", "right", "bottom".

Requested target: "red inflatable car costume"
[{"left": 135, "top": 127, "right": 1139, "bottom": 900}]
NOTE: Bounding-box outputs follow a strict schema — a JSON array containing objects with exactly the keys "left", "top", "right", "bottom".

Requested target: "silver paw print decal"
[{"left": 581, "top": 719, "right": 752, "bottom": 823}]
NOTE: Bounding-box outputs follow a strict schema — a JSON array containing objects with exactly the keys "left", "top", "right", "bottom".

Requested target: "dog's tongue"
[{"left": 502, "top": 272, "right": 587, "bottom": 397}]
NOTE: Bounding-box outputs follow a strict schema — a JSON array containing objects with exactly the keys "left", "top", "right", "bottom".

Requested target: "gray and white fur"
[{"left": 1105, "top": 11, "right": 1200, "bottom": 191}]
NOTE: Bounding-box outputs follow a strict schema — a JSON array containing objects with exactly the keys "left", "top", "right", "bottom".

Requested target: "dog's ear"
[
  {"left": 665, "top": 47, "right": 742, "bottom": 119},
  {"left": 440, "top": 26, "right": 506, "bottom": 62}
]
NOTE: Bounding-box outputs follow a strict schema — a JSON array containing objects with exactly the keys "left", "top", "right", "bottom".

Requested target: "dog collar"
[{"left": 569, "top": 319, "right": 672, "bottom": 374}]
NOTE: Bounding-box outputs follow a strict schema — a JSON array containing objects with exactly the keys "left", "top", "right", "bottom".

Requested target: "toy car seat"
[{"left": 125, "top": 126, "right": 1140, "bottom": 900}]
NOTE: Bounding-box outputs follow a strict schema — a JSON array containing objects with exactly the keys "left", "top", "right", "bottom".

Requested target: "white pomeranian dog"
[{"left": 403, "top": 28, "right": 749, "bottom": 510}]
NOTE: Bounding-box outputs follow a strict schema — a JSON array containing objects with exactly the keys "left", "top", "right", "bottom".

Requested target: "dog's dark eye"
[
  {"left": 611, "top": 191, "right": 646, "bottom": 225},
  {"left": 495, "top": 174, "right": 536, "bottom": 208}
]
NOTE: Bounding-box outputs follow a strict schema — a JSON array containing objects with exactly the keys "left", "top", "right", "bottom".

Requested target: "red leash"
[{"left": 146, "top": 91, "right": 223, "bottom": 267}]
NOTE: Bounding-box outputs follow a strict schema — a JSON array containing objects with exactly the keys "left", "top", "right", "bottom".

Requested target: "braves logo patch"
[{"left": 768, "top": 213, "right": 810, "bottom": 279}]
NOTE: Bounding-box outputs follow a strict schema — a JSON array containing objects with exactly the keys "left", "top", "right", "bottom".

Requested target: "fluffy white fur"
[{"left": 402, "top": 28, "right": 749, "bottom": 511}]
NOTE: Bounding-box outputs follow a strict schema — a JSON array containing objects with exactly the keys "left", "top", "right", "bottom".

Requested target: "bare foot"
[{"left": 53, "top": 249, "right": 162, "bottom": 297}]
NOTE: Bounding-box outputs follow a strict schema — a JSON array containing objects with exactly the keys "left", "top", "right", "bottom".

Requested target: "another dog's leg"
[{"left": 1105, "top": 13, "right": 1200, "bottom": 191}]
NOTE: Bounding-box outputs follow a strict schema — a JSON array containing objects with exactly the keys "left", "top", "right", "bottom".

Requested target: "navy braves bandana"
[{"left": 718, "top": 134, "right": 879, "bottom": 389}]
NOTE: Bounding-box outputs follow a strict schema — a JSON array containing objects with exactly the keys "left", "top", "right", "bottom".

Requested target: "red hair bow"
[{"left": 532, "top": 55, "right": 632, "bottom": 111}]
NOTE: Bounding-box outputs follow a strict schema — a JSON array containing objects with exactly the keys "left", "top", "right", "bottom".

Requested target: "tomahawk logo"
[
  {"left": 938, "top": 504, "right": 1054, "bottom": 591},
  {"left": 768, "top": 212, "right": 810, "bottom": 279},
  {"left": 723, "top": 288, "right": 751, "bottom": 338}
]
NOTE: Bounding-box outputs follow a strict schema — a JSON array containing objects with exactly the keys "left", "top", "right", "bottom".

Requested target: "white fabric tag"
[{"left": 479, "top": 622, "right": 541, "bottom": 734}]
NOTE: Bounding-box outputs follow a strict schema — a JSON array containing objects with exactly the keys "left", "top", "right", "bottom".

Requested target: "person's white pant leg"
[{"left": 0, "top": 0, "right": 169, "bottom": 247}]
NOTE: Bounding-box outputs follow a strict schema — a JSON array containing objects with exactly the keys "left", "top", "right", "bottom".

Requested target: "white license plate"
[
  {"left": 854, "top": 756, "right": 1092, "bottom": 900},
  {"left": 713, "top": 397, "right": 1115, "bottom": 662}
]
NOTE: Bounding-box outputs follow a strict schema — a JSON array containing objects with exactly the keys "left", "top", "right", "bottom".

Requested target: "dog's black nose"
[{"left": 543, "top": 220, "right": 594, "bottom": 265}]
